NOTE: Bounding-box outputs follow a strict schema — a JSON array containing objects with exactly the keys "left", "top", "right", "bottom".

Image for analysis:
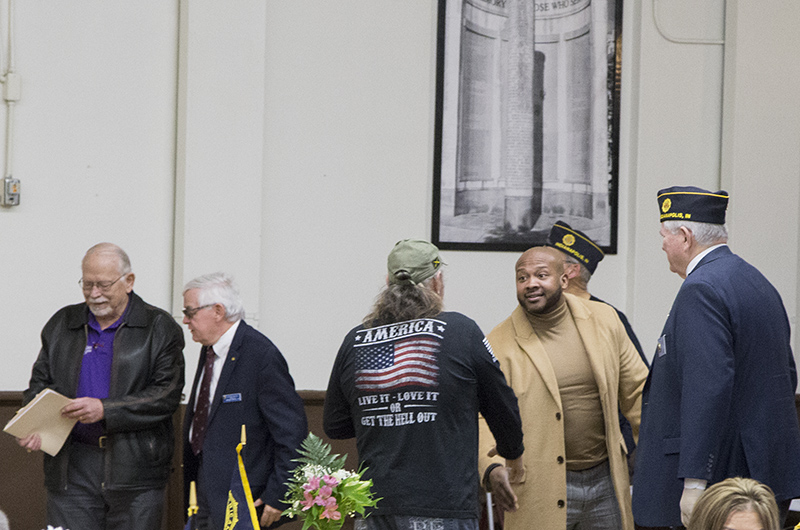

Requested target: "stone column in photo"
[
  {"left": 454, "top": 0, "right": 539, "bottom": 235},
  {"left": 501, "top": 0, "right": 538, "bottom": 232}
]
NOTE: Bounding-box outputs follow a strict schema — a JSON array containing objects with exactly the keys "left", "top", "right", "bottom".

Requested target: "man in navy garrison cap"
[{"left": 632, "top": 186, "right": 800, "bottom": 528}]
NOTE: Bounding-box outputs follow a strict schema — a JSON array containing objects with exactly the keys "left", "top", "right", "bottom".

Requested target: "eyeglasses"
[
  {"left": 182, "top": 304, "right": 214, "bottom": 319},
  {"left": 79, "top": 274, "right": 126, "bottom": 293}
]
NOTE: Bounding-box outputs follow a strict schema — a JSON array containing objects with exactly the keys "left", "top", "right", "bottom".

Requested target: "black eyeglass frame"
[{"left": 182, "top": 304, "right": 215, "bottom": 319}]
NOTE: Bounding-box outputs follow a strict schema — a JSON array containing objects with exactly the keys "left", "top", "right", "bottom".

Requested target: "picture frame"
[{"left": 432, "top": 0, "right": 622, "bottom": 253}]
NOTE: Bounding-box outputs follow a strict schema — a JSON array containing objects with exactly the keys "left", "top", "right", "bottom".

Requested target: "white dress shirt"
[{"left": 189, "top": 319, "right": 241, "bottom": 438}]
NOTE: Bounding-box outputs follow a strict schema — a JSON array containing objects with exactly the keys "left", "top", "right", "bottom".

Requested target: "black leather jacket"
[{"left": 24, "top": 291, "right": 185, "bottom": 491}]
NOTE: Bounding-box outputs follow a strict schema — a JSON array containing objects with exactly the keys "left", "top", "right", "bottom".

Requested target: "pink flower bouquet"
[{"left": 282, "top": 433, "right": 379, "bottom": 530}]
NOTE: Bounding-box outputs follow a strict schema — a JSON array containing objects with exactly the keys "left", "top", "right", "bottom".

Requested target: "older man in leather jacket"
[{"left": 18, "top": 242, "right": 185, "bottom": 530}]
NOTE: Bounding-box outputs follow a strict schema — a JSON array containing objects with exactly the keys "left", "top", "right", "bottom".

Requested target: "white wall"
[
  {"left": 259, "top": 1, "right": 441, "bottom": 390},
  {"left": 0, "top": 0, "right": 797, "bottom": 393},
  {"left": 0, "top": 1, "right": 179, "bottom": 388}
]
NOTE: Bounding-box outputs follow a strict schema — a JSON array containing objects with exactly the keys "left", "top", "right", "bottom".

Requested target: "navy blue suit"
[
  {"left": 183, "top": 320, "right": 307, "bottom": 528},
  {"left": 632, "top": 246, "right": 800, "bottom": 527}
]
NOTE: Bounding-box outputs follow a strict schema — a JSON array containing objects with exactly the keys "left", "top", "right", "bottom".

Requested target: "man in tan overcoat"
[{"left": 479, "top": 246, "right": 648, "bottom": 530}]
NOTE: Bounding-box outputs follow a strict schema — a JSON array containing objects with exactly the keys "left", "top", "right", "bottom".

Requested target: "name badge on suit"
[{"left": 222, "top": 393, "right": 242, "bottom": 403}]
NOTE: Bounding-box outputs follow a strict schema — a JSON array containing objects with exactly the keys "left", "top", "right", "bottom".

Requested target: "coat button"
[
  {"left": 557, "top": 500, "right": 565, "bottom": 508},
  {"left": 557, "top": 456, "right": 564, "bottom": 464},
  {"left": 555, "top": 412, "right": 562, "bottom": 420}
]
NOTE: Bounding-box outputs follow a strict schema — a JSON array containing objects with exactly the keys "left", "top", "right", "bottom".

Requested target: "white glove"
[{"left": 680, "top": 482, "right": 706, "bottom": 526}]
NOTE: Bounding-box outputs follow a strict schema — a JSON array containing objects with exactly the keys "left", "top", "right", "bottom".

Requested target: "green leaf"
[{"left": 292, "top": 432, "right": 347, "bottom": 470}]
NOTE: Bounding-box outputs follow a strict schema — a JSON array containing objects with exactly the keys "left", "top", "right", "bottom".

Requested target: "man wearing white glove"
[
  {"left": 632, "top": 187, "right": 800, "bottom": 529},
  {"left": 679, "top": 479, "right": 706, "bottom": 526}
]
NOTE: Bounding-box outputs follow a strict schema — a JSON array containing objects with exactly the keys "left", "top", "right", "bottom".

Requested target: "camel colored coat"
[{"left": 479, "top": 294, "right": 648, "bottom": 530}]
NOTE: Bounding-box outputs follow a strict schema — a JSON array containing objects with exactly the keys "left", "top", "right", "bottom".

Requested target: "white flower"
[
  {"left": 302, "top": 463, "right": 329, "bottom": 479},
  {"left": 333, "top": 469, "right": 355, "bottom": 480}
]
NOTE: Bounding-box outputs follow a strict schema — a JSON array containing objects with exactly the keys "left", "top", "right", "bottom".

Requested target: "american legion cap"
[
  {"left": 657, "top": 186, "right": 729, "bottom": 224},
  {"left": 546, "top": 221, "right": 604, "bottom": 275},
  {"left": 387, "top": 239, "right": 445, "bottom": 286}
]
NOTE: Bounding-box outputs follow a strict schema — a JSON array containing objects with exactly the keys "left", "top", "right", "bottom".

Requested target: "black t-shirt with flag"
[{"left": 324, "top": 311, "right": 524, "bottom": 518}]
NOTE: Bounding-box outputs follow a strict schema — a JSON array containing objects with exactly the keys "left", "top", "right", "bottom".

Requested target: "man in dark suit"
[
  {"left": 632, "top": 186, "right": 800, "bottom": 529},
  {"left": 182, "top": 272, "right": 307, "bottom": 529}
]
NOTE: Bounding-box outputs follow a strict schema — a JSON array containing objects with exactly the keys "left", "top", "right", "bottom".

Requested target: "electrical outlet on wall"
[{"left": 3, "top": 176, "right": 20, "bottom": 206}]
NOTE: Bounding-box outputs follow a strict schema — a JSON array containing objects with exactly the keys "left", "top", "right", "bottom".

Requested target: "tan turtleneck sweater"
[{"left": 527, "top": 297, "right": 607, "bottom": 470}]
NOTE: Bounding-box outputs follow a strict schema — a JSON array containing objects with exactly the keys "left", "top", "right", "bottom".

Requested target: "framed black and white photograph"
[{"left": 432, "top": 0, "right": 622, "bottom": 252}]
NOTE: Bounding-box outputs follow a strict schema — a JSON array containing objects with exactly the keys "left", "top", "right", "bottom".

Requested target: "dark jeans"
[
  {"left": 355, "top": 515, "right": 479, "bottom": 530},
  {"left": 47, "top": 443, "right": 166, "bottom": 530}
]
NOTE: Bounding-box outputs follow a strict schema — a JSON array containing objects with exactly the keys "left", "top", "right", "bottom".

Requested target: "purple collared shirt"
[{"left": 72, "top": 296, "right": 130, "bottom": 444}]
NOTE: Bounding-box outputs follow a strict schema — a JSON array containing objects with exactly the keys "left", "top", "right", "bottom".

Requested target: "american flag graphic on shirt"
[{"left": 355, "top": 336, "right": 440, "bottom": 391}]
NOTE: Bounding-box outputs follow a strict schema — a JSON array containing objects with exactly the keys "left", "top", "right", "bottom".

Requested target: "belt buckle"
[{"left": 98, "top": 435, "right": 107, "bottom": 449}]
